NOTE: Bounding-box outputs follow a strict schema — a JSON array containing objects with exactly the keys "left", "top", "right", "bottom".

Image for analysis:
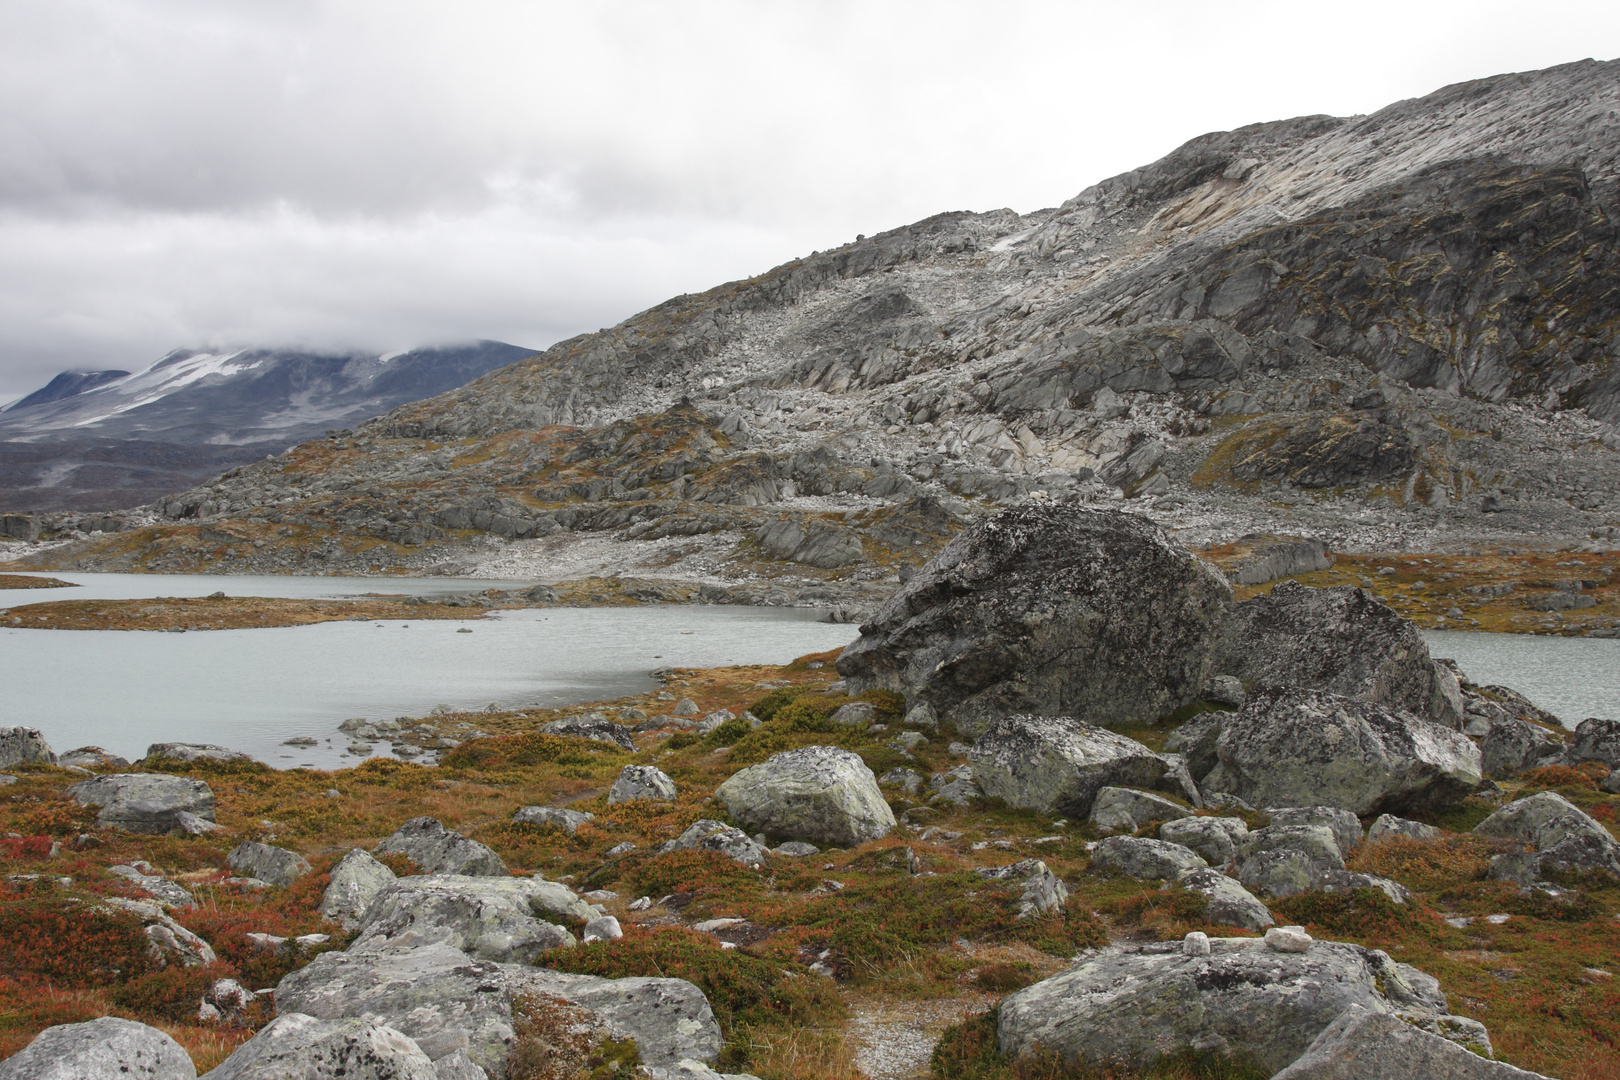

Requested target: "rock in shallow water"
[{"left": 0, "top": 1016, "right": 195, "bottom": 1080}]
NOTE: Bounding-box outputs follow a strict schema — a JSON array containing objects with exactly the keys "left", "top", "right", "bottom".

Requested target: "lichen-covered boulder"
[
  {"left": 226, "top": 842, "right": 312, "bottom": 888},
  {"left": 1158, "top": 816, "right": 1249, "bottom": 866},
  {"left": 145, "top": 743, "right": 253, "bottom": 765},
  {"left": 351, "top": 874, "right": 589, "bottom": 962},
  {"left": 1366, "top": 814, "right": 1442, "bottom": 843},
  {"left": 660, "top": 820, "right": 768, "bottom": 866},
  {"left": 1202, "top": 688, "right": 1481, "bottom": 815},
  {"left": 66, "top": 774, "right": 215, "bottom": 834},
  {"left": 375, "top": 817, "right": 507, "bottom": 876},
  {"left": 836, "top": 505, "right": 1233, "bottom": 736},
  {"left": 1212, "top": 582, "right": 1464, "bottom": 728},
  {"left": 512, "top": 805, "right": 595, "bottom": 833},
  {"left": 974, "top": 858, "right": 1068, "bottom": 918},
  {"left": 0, "top": 726, "right": 56, "bottom": 768},
  {"left": 1569, "top": 717, "right": 1620, "bottom": 770},
  {"left": 607, "top": 765, "right": 677, "bottom": 804},
  {"left": 1089, "top": 836, "right": 1208, "bottom": 880},
  {"left": 1088, "top": 787, "right": 1192, "bottom": 834},
  {"left": 715, "top": 746, "right": 893, "bottom": 847},
  {"left": 506, "top": 968, "right": 724, "bottom": 1067},
  {"left": 1240, "top": 824, "right": 1346, "bottom": 877},
  {"left": 200, "top": 1014, "right": 436, "bottom": 1080},
  {"left": 996, "top": 937, "right": 1464, "bottom": 1075},
  {"left": 542, "top": 713, "right": 636, "bottom": 751},
  {"left": 1175, "top": 867, "right": 1273, "bottom": 930},
  {"left": 1265, "top": 807, "right": 1363, "bottom": 857},
  {"left": 318, "top": 848, "right": 397, "bottom": 930},
  {"left": 1272, "top": 1005, "right": 1545, "bottom": 1080},
  {"left": 1474, "top": 792, "right": 1620, "bottom": 884},
  {"left": 0, "top": 1016, "right": 195, "bottom": 1080},
  {"left": 1237, "top": 849, "right": 1319, "bottom": 899},
  {"left": 970, "top": 715, "right": 1171, "bottom": 818},
  {"left": 1480, "top": 718, "right": 1567, "bottom": 779}
]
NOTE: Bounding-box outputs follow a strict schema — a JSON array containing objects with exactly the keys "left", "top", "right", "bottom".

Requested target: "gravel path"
[{"left": 849, "top": 994, "right": 993, "bottom": 1080}]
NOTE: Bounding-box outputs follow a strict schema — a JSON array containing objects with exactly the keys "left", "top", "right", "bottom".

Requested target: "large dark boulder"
[
  {"left": 1202, "top": 688, "right": 1481, "bottom": 815},
  {"left": 1212, "top": 582, "right": 1463, "bottom": 728},
  {"left": 837, "top": 505, "right": 1232, "bottom": 736}
]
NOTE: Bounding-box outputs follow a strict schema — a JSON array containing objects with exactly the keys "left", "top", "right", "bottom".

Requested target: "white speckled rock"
[
  {"left": 0, "top": 1017, "right": 195, "bottom": 1080},
  {"left": 200, "top": 1014, "right": 436, "bottom": 1079},
  {"left": 0, "top": 726, "right": 56, "bottom": 769},
  {"left": 607, "top": 764, "right": 677, "bottom": 804},
  {"left": 351, "top": 874, "right": 588, "bottom": 962},
  {"left": 715, "top": 746, "right": 893, "bottom": 847},
  {"left": 1088, "top": 836, "right": 1207, "bottom": 880}
]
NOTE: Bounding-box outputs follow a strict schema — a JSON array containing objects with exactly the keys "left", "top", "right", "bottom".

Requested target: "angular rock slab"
[
  {"left": 974, "top": 858, "right": 1068, "bottom": 917},
  {"left": 200, "top": 1014, "right": 436, "bottom": 1080},
  {"left": 318, "top": 848, "right": 398, "bottom": 930},
  {"left": 660, "top": 819, "right": 768, "bottom": 866},
  {"left": 146, "top": 743, "right": 253, "bottom": 765},
  {"left": 1570, "top": 717, "right": 1620, "bottom": 769},
  {"left": 227, "top": 841, "right": 312, "bottom": 888},
  {"left": 970, "top": 715, "right": 1170, "bottom": 819},
  {"left": 542, "top": 714, "right": 636, "bottom": 751},
  {"left": 607, "top": 764, "right": 677, "bottom": 804},
  {"left": 0, "top": 726, "right": 56, "bottom": 768},
  {"left": 101, "top": 897, "right": 217, "bottom": 966},
  {"left": 1203, "top": 688, "right": 1481, "bottom": 816},
  {"left": 1088, "top": 787, "right": 1192, "bottom": 834},
  {"left": 274, "top": 942, "right": 517, "bottom": 1073},
  {"left": 0, "top": 1016, "right": 196, "bottom": 1080},
  {"left": 1089, "top": 836, "right": 1207, "bottom": 880},
  {"left": 375, "top": 816, "right": 507, "bottom": 876},
  {"left": 997, "top": 938, "right": 1459, "bottom": 1075},
  {"left": 715, "top": 745, "right": 893, "bottom": 847},
  {"left": 352, "top": 874, "right": 589, "bottom": 962},
  {"left": 1176, "top": 867, "right": 1273, "bottom": 930},
  {"left": 836, "top": 505, "right": 1233, "bottom": 736},
  {"left": 1158, "top": 816, "right": 1248, "bottom": 865},
  {"left": 507, "top": 968, "right": 724, "bottom": 1067},
  {"left": 1272, "top": 1005, "right": 1549, "bottom": 1080},
  {"left": 1481, "top": 718, "right": 1567, "bottom": 779},
  {"left": 1266, "top": 807, "right": 1363, "bottom": 855},
  {"left": 66, "top": 773, "right": 216, "bottom": 834},
  {"left": 512, "top": 805, "right": 595, "bottom": 833},
  {"left": 1213, "top": 581, "right": 1463, "bottom": 727},
  {"left": 1367, "top": 813, "right": 1442, "bottom": 843}
]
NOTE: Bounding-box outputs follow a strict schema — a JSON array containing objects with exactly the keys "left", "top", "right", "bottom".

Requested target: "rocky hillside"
[{"left": 9, "top": 59, "right": 1620, "bottom": 583}]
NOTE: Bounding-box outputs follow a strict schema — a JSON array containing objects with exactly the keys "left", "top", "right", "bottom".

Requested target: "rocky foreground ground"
[{"left": 0, "top": 506, "right": 1616, "bottom": 1080}]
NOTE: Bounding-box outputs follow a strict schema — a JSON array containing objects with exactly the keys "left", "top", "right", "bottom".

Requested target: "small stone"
[
  {"left": 607, "top": 764, "right": 677, "bottom": 804},
  {"left": 605, "top": 842, "right": 637, "bottom": 856},
  {"left": 629, "top": 896, "right": 653, "bottom": 910},
  {"left": 583, "top": 915, "right": 623, "bottom": 942},
  {"left": 673, "top": 699, "right": 701, "bottom": 716},
  {"left": 1183, "top": 931, "right": 1211, "bottom": 956},
  {"left": 1265, "top": 925, "right": 1313, "bottom": 953}
]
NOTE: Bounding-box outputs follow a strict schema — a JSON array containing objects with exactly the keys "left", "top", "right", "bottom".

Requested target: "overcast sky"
[{"left": 0, "top": 1, "right": 1616, "bottom": 403}]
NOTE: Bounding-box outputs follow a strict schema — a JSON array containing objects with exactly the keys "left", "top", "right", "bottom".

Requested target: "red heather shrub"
[
  {"left": 0, "top": 898, "right": 154, "bottom": 986},
  {"left": 0, "top": 836, "right": 53, "bottom": 860}
]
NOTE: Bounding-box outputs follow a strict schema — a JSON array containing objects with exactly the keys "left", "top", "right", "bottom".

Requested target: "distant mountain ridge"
[{"left": 0, "top": 340, "right": 534, "bottom": 511}]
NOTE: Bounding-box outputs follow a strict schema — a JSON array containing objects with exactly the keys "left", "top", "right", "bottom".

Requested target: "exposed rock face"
[
  {"left": 1088, "top": 787, "right": 1193, "bottom": 834},
  {"left": 1213, "top": 583, "right": 1463, "bottom": 727},
  {"left": 996, "top": 937, "right": 1469, "bottom": 1075},
  {"left": 145, "top": 743, "right": 253, "bottom": 765},
  {"left": 1241, "top": 824, "right": 1346, "bottom": 874},
  {"left": 1480, "top": 718, "right": 1567, "bottom": 779},
  {"left": 0, "top": 1016, "right": 196, "bottom": 1080},
  {"left": 375, "top": 817, "right": 508, "bottom": 876},
  {"left": 1237, "top": 849, "right": 1319, "bottom": 899},
  {"left": 66, "top": 774, "right": 216, "bottom": 834},
  {"left": 836, "top": 505, "right": 1232, "bottom": 736},
  {"left": 1266, "top": 807, "right": 1364, "bottom": 856},
  {"left": 1474, "top": 792, "right": 1620, "bottom": 884},
  {"left": 318, "top": 849, "right": 397, "bottom": 930},
  {"left": 506, "top": 968, "right": 724, "bottom": 1067},
  {"left": 1175, "top": 868, "right": 1273, "bottom": 930},
  {"left": 200, "top": 1014, "right": 437, "bottom": 1080},
  {"left": 715, "top": 746, "right": 894, "bottom": 847},
  {"left": 350, "top": 875, "right": 589, "bottom": 962},
  {"left": 1158, "top": 816, "right": 1249, "bottom": 866},
  {"left": 660, "top": 820, "right": 769, "bottom": 866},
  {"left": 512, "top": 805, "right": 596, "bottom": 833},
  {"left": 1089, "top": 836, "right": 1208, "bottom": 880},
  {"left": 607, "top": 764, "right": 677, "bottom": 804},
  {"left": 0, "top": 727, "right": 56, "bottom": 768},
  {"left": 1367, "top": 814, "right": 1442, "bottom": 843},
  {"left": 1272, "top": 1005, "right": 1550, "bottom": 1080},
  {"left": 227, "top": 842, "right": 313, "bottom": 888},
  {"left": 1201, "top": 688, "right": 1482, "bottom": 815},
  {"left": 969, "top": 715, "right": 1171, "bottom": 818},
  {"left": 541, "top": 713, "right": 636, "bottom": 751},
  {"left": 1569, "top": 717, "right": 1620, "bottom": 769},
  {"left": 1221, "top": 535, "right": 1333, "bottom": 585}
]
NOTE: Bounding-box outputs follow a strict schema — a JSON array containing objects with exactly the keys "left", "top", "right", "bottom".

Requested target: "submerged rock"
[
  {"left": 836, "top": 505, "right": 1232, "bottom": 736},
  {"left": 715, "top": 746, "right": 894, "bottom": 847}
]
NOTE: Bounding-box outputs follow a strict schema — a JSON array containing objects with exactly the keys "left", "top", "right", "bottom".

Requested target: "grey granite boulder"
[
  {"left": 1158, "top": 816, "right": 1249, "bottom": 865},
  {"left": 507, "top": 968, "right": 724, "bottom": 1066},
  {"left": 974, "top": 858, "right": 1068, "bottom": 918},
  {"left": 66, "top": 774, "right": 216, "bottom": 834},
  {"left": 1089, "top": 836, "right": 1208, "bottom": 880},
  {"left": 318, "top": 848, "right": 397, "bottom": 930},
  {"left": 715, "top": 746, "right": 893, "bottom": 847},
  {"left": 1202, "top": 688, "right": 1481, "bottom": 815},
  {"left": 1237, "top": 850, "right": 1318, "bottom": 899},
  {"left": 1266, "top": 807, "right": 1363, "bottom": 857},
  {"left": 1569, "top": 717, "right": 1620, "bottom": 770},
  {"left": 996, "top": 937, "right": 1465, "bottom": 1075},
  {"left": 1175, "top": 867, "right": 1273, "bottom": 930},
  {"left": 57, "top": 746, "right": 128, "bottom": 770},
  {"left": 1272, "top": 1005, "right": 1546, "bottom": 1080},
  {"left": 1481, "top": 718, "right": 1567, "bottom": 779},
  {"left": 1317, "top": 870, "right": 1414, "bottom": 904},
  {"left": 100, "top": 897, "right": 216, "bottom": 966},
  {"left": 351, "top": 874, "right": 589, "bottom": 961},
  {"left": 1478, "top": 796, "right": 1620, "bottom": 884},
  {"left": 0, "top": 726, "right": 56, "bottom": 768},
  {"left": 109, "top": 864, "right": 196, "bottom": 909},
  {"left": 512, "top": 805, "right": 595, "bottom": 833},
  {"left": 275, "top": 942, "right": 517, "bottom": 1072},
  {"left": 543, "top": 713, "right": 636, "bottom": 751},
  {"left": 1213, "top": 581, "right": 1464, "bottom": 727},
  {"left": 1367, "top": 813, "right": 1442, "bottom": 843},
  {"left": 1088, "top": 787, "right": 1192, "bottom": 834},
  {"left": 1163, "top": 713, "right": 1223, "bottom": 781},
  {"left": 200, "top": 1014, "right": 436, "bottom": 1079},
  {"left": 375, "top": 817, "right": 507, "bottom": 876},
  {"left": 660, "top": 820, "right": 768, "bottom": 866},
  {"left": 431, "top": 1050, "right": 486, "bottom": 1080},
  {"left": 607, "top": 764, "right": 677, "bottom": 804},
  {"left": 970, "top": 715, "right": 1171, "bottom": 818},
  {"left": 145, "top": 743, "right": 253, "bottom": 765},
  {"left": 227, "top": 842, "right": 312, "bottom": 888},
  {"left": 836, "top": 505, "right": 1232, "bottom": 737},
  {"left": 0, "top": 1016, "right": 195, "bottom": 1080}
]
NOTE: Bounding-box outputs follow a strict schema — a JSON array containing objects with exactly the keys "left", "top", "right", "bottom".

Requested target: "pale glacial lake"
[{"left": 0, "top": 573, "right": 859, "bottom": 769}]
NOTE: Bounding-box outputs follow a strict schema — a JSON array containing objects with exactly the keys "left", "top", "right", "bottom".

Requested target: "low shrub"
[
  {"left": 1270, "top": 887, "right": 1439, "bottom": 941},
  {"left": 110, "top": 962, "right": 266, "bottom": 1024},
  {"left": 0, "top": 897, "right": 153, "bottom": 986},
  {"left": 0, "top": 835, "right": 53, "bottom": 860},
  {"left": 622, "top": 850, "right": 760, "bottom": 900},
  {"left": 1520, "top": 765, "right": 1599, "bottom": 792}
]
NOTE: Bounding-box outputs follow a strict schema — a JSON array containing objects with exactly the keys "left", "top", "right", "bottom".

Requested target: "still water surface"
[
  {"left": 0, "top": 573, "right": 858, "bottom": 768},
  {"left": 1426, "top": 630, "right": 1620, "bottom": 727}
]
